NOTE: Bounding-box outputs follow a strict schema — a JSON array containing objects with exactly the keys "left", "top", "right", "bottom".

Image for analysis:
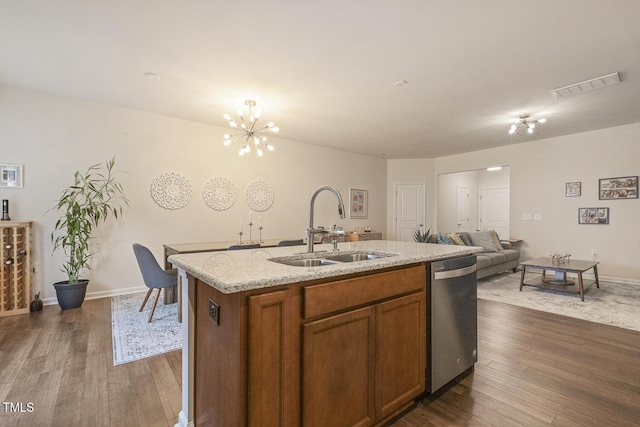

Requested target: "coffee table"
[{"left": 519, "top": 257, "right": 600, "bottom": 301}]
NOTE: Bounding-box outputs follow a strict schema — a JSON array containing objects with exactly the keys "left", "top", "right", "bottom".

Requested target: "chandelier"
[
  {"left": 223, "top": 100, "right": 279, "bottom": 156},
  {"left": 508, "top": 114, "right": 546, "bottom": 135}
]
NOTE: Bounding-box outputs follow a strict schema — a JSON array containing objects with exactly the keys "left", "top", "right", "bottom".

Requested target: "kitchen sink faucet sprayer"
[{"left": 306, "top": 186, "right": 346, "bottom": 253}]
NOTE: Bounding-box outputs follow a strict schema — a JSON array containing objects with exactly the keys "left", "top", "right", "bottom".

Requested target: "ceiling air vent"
[{"left": 551, "top": 72, "right": 620, "bottom": 98}]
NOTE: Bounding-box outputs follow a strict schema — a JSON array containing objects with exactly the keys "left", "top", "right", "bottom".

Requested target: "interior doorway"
[
  {"left": 456, "top": 186, "right": 470, "bottom": 232},
  {"left": 394, "top": 183, "right": 425, "bottom": 241}
]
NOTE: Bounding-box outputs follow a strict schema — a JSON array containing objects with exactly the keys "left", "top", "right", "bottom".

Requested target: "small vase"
[{"left": 53, "top": 279, "right": 89, "bottom": 310}]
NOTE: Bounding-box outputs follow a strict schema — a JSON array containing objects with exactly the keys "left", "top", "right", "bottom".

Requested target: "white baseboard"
[{"left": 42, "top": 285, "right": 148, "bottom": 306}]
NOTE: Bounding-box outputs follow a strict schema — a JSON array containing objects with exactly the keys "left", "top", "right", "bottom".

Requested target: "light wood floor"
[{"left": 1, "top": 297, "right": 639, "bottom": 426}]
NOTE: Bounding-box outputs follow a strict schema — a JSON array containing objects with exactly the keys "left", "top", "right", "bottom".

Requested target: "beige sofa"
[{"left": 427, "top": 230, "right": 520, "bottom": 279}]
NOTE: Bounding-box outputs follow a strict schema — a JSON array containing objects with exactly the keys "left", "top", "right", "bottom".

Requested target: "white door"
[
  {"left": 456, "top": 186, "right": 470, "bottom": 232},
  {"left": 395, "top": 183, "right": 425, "bottom": 241},
  {"left": 479, "top": 187, "right": 510, "bottom": 239}
]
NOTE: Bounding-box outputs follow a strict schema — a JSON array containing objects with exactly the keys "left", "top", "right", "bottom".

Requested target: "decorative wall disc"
[
  {"left": 202, "top": 176, "right": 237, "bottom": 211},
  {"left": 245, "top": 180, "right": 274, "bottom": 212},
  {"left": 150, "top": 172, "right": 192, "bottom": 210}
]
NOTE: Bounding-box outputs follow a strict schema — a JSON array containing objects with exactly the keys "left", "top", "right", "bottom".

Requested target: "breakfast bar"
[{"left": 168, "top": 240, "right": 481, "bottom": 427}]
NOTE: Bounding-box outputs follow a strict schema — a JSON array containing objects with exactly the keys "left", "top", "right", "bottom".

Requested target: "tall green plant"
[
  {"left": 51, "top": 157, "right": 128, "bottom": 284},
  {"left": 412, "top": 225, "right": 432, "bottom": 243}
]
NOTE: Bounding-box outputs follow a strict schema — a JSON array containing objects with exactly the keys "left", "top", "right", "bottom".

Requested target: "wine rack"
[{"left": 1, "top": 222, "right": 32, "bottom": 317}]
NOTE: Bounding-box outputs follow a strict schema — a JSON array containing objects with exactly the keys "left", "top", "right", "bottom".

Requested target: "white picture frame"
[
  {"left": 349, "top": 188, "right": 368, "bottom": 219},
  {"left": 0, "top": 164, "right": 23, "bottom": 188}
]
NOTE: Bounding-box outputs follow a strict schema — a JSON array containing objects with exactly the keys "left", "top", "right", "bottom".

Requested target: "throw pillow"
[
  {"left": 437, "top": 233, "right": 455, "bottom": 245},
  {"left": 448, "top": 233, "right": 465, "bottom": 245},
  {"left": 458, "top": 232, "right": 473, "bottom": 246}
]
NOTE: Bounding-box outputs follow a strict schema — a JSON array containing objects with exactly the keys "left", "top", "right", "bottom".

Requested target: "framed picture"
[
  {"left": 578, "top": 207, "right": 609, "bottom": 224},
  {"left": 599, "top": 176, "right": 637, "bottom": 200},
  {"left": 0, "top": 164, "right": 23, "bottom": 188},
  {"left": 566, "top": 182, "right": 581, "bottom": 197},
  {"left": 349, "top": 188, "right": 368, "bottom": 219}
]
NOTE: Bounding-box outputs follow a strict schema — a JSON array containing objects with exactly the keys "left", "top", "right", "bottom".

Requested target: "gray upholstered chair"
[
  {"left": 277, "top": 239, "right": 304, "bottom": 247},
  {"left": 227, "top": 243, "right": 261, "bottom": 250},
  {"left": 133, "top": 243, "right": 178, "bottom": 322}
]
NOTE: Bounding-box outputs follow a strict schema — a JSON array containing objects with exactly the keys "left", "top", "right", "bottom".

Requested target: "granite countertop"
[{"left": 168, "top": 240, "right": 482, "bottom": 294}]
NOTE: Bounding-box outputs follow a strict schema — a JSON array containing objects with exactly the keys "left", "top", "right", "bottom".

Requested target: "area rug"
[
  {"left": 478, "top": 271, "right": 640, "bottom": 332},
  {"left": 111, "top": 291, "right": 182, "bottom": 366}
]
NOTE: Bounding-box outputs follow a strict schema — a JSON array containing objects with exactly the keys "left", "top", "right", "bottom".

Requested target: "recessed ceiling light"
[
  {"left": 144, "top": 72, "right": 159, "bottom": 79},
  {"left": 394, "top": 80, "right": 408, "bottom": 87}
]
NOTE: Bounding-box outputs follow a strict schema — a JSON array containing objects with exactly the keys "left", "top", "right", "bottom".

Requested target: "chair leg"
[
  {"left": 140, "top": 288, "right": 153, "bottom": 312},
  {"left": 148, "top": 288, "right": 161, "bottom": 323}
]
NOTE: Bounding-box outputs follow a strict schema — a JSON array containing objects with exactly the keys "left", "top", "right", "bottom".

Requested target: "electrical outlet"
[
  {"left": 533, "top": 213, "right": 543, "bottom": 220},
  {"left": 591, "top": 248, "right": 598, "bottom": 259},
  {"left": 209, "top": 299, "right": 220, "bottom": 325}
]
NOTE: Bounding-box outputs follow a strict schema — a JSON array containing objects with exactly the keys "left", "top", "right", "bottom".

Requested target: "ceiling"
[{"left": 2, "top": 1, "right": 640, "bottom": 158}]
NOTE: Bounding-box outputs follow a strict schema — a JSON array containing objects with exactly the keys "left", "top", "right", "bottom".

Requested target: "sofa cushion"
[
  {"left": 469, "top": 230, "right": 502, "bottom": 252},
  {"left": 475, "top": 254, "right": 493, "bottom": 269},
  {"left": 501, "top": 249, "right": 520, "bottom": 262},
  {"left": 482, "top": 252, "right": 508, "bottom": 265}
]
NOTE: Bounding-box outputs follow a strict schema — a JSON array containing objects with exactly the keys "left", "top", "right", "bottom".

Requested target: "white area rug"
[
  {"left": 111, "top": 291, "right": 182, "bottom": 366},
  {"left": 478, "top": 271, "right": 640, "bottom": 332}
]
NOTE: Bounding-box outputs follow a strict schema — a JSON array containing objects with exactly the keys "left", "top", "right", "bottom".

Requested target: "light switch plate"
[
  {"left": 534, "top": 213, "right": 542, "bottom": 220},
  {"left": 521, "top": 213, "right": 532, "bottom": 220}
]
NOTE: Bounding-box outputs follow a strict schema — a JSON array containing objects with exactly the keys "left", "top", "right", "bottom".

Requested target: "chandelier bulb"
[
  {"left": 538, "top": 118, "right": 547, "bottom": 123},
  {"left": 527, "top": 127, "right": 534, "bottom": 134},
  {"left": 267, "top": 144, "right": 274, "bottom": 151},
  {"left": 257, "top": 149, "right": 263, "bottom": 156}
]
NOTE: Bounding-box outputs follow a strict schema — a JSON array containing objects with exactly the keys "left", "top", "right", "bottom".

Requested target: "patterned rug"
[
  {"left": 111, "top": 291, "right": 181, "bottom": 366},
  {"left": 478, "top": 271, "right": 640, "bottom": 332}
]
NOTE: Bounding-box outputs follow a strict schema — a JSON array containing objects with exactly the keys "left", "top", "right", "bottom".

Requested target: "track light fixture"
[{"left": 508, "top": 114, "right": 546, "bottom": 135}]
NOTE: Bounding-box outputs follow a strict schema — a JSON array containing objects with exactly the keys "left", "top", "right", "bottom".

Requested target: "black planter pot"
[{"left": 53, "top": 279, "right": 89, "bottom": 310}]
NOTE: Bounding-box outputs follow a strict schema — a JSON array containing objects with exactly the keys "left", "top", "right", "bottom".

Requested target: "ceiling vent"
[{"left": 551, "top": 72, "right": 620, "bottom": 99}]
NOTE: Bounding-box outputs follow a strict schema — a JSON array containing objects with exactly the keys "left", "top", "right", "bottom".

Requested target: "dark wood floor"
[{"left": 1, "top": 297, "right": 639, "bottom": 426}]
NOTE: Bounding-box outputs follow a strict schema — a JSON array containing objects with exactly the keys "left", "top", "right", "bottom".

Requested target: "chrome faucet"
[{"left": 306, "top": 186, "right": 346, "bottom": 253}]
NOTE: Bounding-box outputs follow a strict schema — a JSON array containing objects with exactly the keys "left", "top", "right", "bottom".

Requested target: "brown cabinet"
[
  {"left": 194, "top": 265, "right": 426, "bottom": 426},
  {"left": 302, "top": 270, "right": 426, "bottom": 427},
  {"left": 1, "top": 222, "right": 32, "bottom": 317}
]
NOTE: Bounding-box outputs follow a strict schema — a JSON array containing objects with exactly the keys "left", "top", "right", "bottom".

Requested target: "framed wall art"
[
  {"left": 0, "top": 164, "right": 23, "bottom": 188},
  {"left": 565, "top": 182, "right": 581, "bottom": 197},
  {"left": 599, "top": 176, "right": 637, "bottom": 200},
  {"left": 578, "top": 207, "right": 609, "bottom": 224},
  {"left": 349, "top": 188, "right": 368, "bottom": 219}
]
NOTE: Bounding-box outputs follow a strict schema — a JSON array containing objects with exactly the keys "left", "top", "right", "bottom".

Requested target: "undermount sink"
[
  {"left": 268, "top": 251, "right": 395, "bottom": 267},
  {"left": 325, "top": 253, "right": 383, "bottom": 263},
  {"left": 273, "top": 258, "right": 338, "bottom": 267}
]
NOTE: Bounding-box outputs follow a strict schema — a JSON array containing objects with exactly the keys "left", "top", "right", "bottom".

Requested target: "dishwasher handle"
[{"left": 433, "top": 264, "right": 477, "bottom": 280}]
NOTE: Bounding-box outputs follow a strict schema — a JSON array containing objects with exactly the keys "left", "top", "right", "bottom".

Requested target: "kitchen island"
[{"left": 169, "top": 240, "right": 481, "bottom": 427}]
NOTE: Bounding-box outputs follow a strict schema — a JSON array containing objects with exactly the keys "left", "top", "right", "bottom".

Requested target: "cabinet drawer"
[{"left": 303, "top": 265, "right": 425, "bottom": 319}]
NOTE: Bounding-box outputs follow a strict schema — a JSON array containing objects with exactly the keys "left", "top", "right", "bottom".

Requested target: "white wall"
[
  {"left": 0, "top": 85, "right": 387, "bottom": 302},
  {"left": 389, "top": 124, "right": 640, "bottom": 282}
]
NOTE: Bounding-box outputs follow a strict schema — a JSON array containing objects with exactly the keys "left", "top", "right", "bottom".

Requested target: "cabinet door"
[
  {"left": 376, "top": 291, "right": 426, "bottom": 420},
  {"left": 248, "top": 290, "right": 295, "bottom": 427},
  {"left": 303, "top": 306, "right": 375, "bottom": 427}
]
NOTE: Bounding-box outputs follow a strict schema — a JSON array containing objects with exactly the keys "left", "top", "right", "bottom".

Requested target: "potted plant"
[
  {"left": 412, "top": 225, "right": 432, "bottom": 243},
  {"left": 51, "top": 157, "right": 128, "bottom": 310}
]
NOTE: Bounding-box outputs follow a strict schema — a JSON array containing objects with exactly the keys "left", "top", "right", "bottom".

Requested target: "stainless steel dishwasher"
[{"left": 426, "top": 255, "right": 478, "bottom": 393}]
